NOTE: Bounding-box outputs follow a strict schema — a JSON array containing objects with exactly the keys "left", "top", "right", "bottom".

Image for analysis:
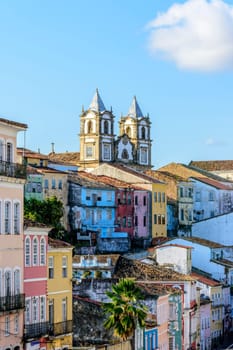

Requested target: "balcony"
[
  {"left": 0, "top": 294, "right": 25, "bottom": 312},
  {"left": 24, "top": 321, "right": 49, "bottom": 339},
  {"left": 0, "top": 160, "right": 26, "bottom": 179},
  {"left": 49, "top": 320, "right": 73, "bottom": 336}
]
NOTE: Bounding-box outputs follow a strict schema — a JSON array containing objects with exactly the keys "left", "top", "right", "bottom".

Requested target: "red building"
[{"left": 23, "top": 221, "right": 50, "bottom": 350}]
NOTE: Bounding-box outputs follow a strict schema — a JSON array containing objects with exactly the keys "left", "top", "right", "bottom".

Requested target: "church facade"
[{"left": 78, "top": 89, "right": 152, "bottom": 171}]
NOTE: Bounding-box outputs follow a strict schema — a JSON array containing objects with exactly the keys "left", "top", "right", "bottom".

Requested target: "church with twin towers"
[{"left": 78, "top": 89, "right": 153, "bottom": 171}]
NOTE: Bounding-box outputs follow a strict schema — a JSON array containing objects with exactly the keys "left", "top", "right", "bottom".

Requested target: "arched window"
[
  {"left": 4, "top": 270, "right": 11, "bottom": 296},
  {"left": 25, "top": 237, "right": 31, "bottom": 266},
  {"left": 14, "top": 269, "right": 20, "bottom": 295},
  {"left": 33, "top": 237, "right": 38, "bottom": 266},
  {"left": 126, "top": 127, "right": 131, "bottom": 138},
  {"left": 5, "top": 201, "right": 11, "bottom": 234},
  {"left": 40, "top": 237, "right": 46, "bottom": 265},
  {"left": 87, "top": 120, "right": 93, "bottom": 134},
  {"left": 14, "top": 202, "right": 20, "bottom": 234},
  {"left": 141, "top": 126, "right": 146, "bottom": 139},
  {"left": 104, "top": 120, "right": 109, "bottom": 134},
  {"left": 122, "top": 150, "right": 129, "bottom": 159}
]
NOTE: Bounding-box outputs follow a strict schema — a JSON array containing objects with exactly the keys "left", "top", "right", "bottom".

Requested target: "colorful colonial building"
[{"left": 0, "top": 117, "right": 27, "bottom": 350}]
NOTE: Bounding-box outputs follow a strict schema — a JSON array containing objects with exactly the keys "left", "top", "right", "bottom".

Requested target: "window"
[
  {"left": 104, "top": 120, "right": 109, "bottom": 134},
  {"left": 33, "top": 297, "right": 38, "bottom": 322},
  {"left": 140, "top": 148, "right": 147, "bottom": 163},
  {"left": 158, "top": 215, "right": 161, "bottom": 224},
  {"left": 58, "top": 180, "right": 62, "bottom": 189},
  {"left": 103, "top": 144, "right": 110, "bottom": 160},
  {"left": 162, "top": 192, "right": 165, "bottom": 202},
  {"left": 143, "top": 196, "right": 146, "bottom": 206},
  {"left": 135, "top": 216, "right": 138, "bottom": 226},
  {"left": 122, "top": 217, "right": 126, "bottom": 227},
  {"left": 5, "top": 270, "right": 11, "bottom": 296},
  {"left": 117, "top": 193, "right": 121, "bottom": 204},
  {"left": 14, "top": 269, "right": 20, "bottom": 294},
  {"left": 14, "top": 202, "right": 20, "bottom": 234},
  {"left": 106, "top": 209, "right": 112, "bottom": 220},
  {"left": 25, "top": 237, "right": 31, "bottom": 266},
  {"left": 122, "top": 149, "right": 129, "bottom": 159},
  {"left": 143, "top": 216, "right": 146, "bottom": 227},
  {"left": 97, "top": 209, "right": 102, "bottom": 220},
  {"left": 14, "top": 314, "right": 19, "bottom": 334},
  {"left": 161, "top": 215, "right": 166, "bottom": 225},
  {"left": 141, "top": 126, "right": 146, "bottom": 139},
  {"left": 25, "top": 299, "right": 30, "bottom": 324},
  {"left": 6, "top": 142, "right": 13, "bottom": 162},
  {"left": 86, "top": 190, "right": 91, "bottom": 201},
  {"left": 62, "top": 256, "right": 67, "bottom": 278},
  {"left": 188, "top": 188, "right": 192, "bottom": 198},
  {"left": 40, "top": 238, "right": 46, "bottom": 265},
  {"left": 5, "top": 316, "right": 10, "bottom": 336},
  {"left": 44, "top": 179, "right": 49, "bottom": 189},
  {"left": 127, "top": 217, "right": 132, "bottom": 228},
  {"left": 87, "top": 120, "right": 93, "bottom": 133},
  {"left": 48, "top": 299, "right": 54, "bottom": 324},
  {"left": 0, "top": 139, "right": 3, "bottom": 160},
  {"left": 195, "top": 190, "right": 201, "bottom": 202},
  {"left": 48, "top": 256, "right": 54, "bottom": 279},
  {"left": 180, "top": 209, "right": 184, "bottom": 221},
  {"left": 158, "top": 192, "right": 161, "bottom": 202},
  {"left": 209, "top": 191, "right": 214, "bottom": 201},
  {"left": 154, "top": 192, "right": 157, "bottom": 202},
  {"left": 126, "top": 127, "right": 131, "bottom": 137},
  {"left": 127, "top": 194, "right": 131, "bottom": 205},
  {"left": 40, "top": 296, "right": 46, "bottom": 321},
  {"left": 154, "top": 214, "right": 157, "bottom": 225},
  {"left": 86, "top": 209, "right": 91, "bottom": 220},
  {"left": 86, "top": 145, "right": 93, "bottom": 157},
  {"left": 33, "top": 237, "right": 38, "bottom": 265},
  {"left": 52, "top": 178, "right": 56, "bottom": 189},
  {"left": 5, "top": 201, "right": 11, "bottom": 234},
  {"left": 135, "top": 196, "right": 138, "bottom": 205},
  {"left": 62, "top": 298, "right": 67, "bottom": 322},
  {"left": 107, "top": 191, "right": 112, "bottom": 201},
  {"left": 180, "top": 187, "right": 184, "bottom": 198}
]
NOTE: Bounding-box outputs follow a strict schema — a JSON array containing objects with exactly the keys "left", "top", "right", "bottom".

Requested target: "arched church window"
[
  {"left": 141, "top": 127, "right": 146, "bottom": 139},
  {"left": 126, "top": 127, "right": 131, "bottom": 138},
  {"left": 87, "top": 120, "right": 93, "bottom": 134},
  {"left": 104, "top": 120, "right": 109, "bottom": 134},
  {"left": 122, "top": 150, "right": 129, "bottom": 159}
]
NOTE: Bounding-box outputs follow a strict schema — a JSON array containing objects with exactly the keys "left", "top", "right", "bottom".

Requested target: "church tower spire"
[
  {"left": 79, "top": 89, "right": 115, "bottom": 170},
  {"left": 128, "top": 96, "right": 144, "bottom": 118}
]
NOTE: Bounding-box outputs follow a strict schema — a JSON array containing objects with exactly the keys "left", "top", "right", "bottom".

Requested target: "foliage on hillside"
[{"left": 24, "top": 197, "right": 67, "bottom": 240}]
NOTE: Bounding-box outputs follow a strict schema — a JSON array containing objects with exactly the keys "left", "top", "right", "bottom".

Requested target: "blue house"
[{"left": 68, "top": 173, "right": 131, "bottom": 252}]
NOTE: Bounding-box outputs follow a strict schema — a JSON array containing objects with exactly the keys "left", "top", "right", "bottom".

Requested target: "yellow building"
[
  {"left": 47, "top": 237, "right": 73, "bottom": 350},
  {"left": 151, "top": 182, "right": 167, "bottom": 238}
]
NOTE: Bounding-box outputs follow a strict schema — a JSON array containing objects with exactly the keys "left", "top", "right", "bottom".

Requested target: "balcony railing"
[
  {"left": 49, "top": 320, "right": 73, "bottom": 336},
  {"left": 0, "top": 160, "right": 27, "bottom": 179},
  {"left": 0, "top": 294, "right": 25, "bottom": 312},
  {"left": 24, "top": 321, "right": 49, "bottom": 339}
]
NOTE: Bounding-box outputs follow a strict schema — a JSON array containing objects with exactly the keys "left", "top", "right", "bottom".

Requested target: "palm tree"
[{"left": 103, "top": 278, "right": 147, "bottom": 343}]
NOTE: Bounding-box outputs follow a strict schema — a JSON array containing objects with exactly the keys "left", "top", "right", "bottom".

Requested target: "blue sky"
[{"left": 1, "top": 0, "right": 233, "bottom": 169}]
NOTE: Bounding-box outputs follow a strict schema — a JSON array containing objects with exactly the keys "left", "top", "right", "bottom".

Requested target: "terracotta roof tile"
[
  {"left": 191, "top": 272, "right": 221, "bottom": 286},
  {"left": 189, "top": 160, "right": 233, "bottom": 171},
  {"left": 191, "top": 176, "right": 233, "bottom": 190},
  {"left": 48, "top": 237, "right": 73, "bottom": 248},
  {"left": 48, "top": 152, "right": 80, "bottom": 165}
]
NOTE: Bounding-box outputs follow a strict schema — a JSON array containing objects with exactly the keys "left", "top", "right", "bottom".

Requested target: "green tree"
[
  {"left": 103, "top": 278, "right": 147, "bottom": 342},
  {"left": 24, "top": 197, "right": 66, "bottom": 240}
]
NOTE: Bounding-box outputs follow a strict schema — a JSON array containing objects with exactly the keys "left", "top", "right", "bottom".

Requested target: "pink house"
[
  {"left": 134, "top": 189, "right": 150, "bottom": 240},
  {"left": 23, "top": 222, "right": 49, "bottom": 350}
]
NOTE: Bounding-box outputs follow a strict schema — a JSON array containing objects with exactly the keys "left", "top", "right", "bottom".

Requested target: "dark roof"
[
  {"left": 0, "top": 117, "right": 28, "bottom": 129},
  {"left": 189, "top": 160, "right": 233, "bottom": 171},
  {"left": 48, "top": 237, "right": 73, "bottom": 249},
  {"left": 68, "top": 173, "right": 115, "bottom": 190},
  {"left": 114, "top": 256, "right": 194, "bottom": 281},
  {"left": 48, "top": 152, "right": 80, "bottom": 165}
]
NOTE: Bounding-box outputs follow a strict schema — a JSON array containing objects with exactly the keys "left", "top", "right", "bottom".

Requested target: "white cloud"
[
  {"left": 205, "top": 137, "right": 226, "bottom": 145},
  {"left": 146, "top": 0, "right": 233, "bottom": 71}
]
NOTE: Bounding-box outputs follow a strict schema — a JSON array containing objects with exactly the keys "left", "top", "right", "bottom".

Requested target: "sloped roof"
[
  {"left": 190, "top": 176, "right": 233, "bottom": 190},
  {"left": 127, "top": 96, "right": 144, "bottom": 118},
  {"left": 189, "top": 160, "right": 233, "bottom": 171},
  {"left": 114, "top": 256, "right": 194, "bottom": 282},
  {"left": 89, "top": 88, "right": 106, "bottom": 113},
  {"left": 48, "top": 151, "right": 80, "bottom": 165},
  {"left": 17, "top": 148, "right": 48, "bottom": 160},
  {"left": 181, "top": 236, "right": 228, "bottom": 248},
  {"left": 191, "top": 272, "right": 221, "bottom": 286},
  {"left": 68, "top": 173, "right": 115, "bottom": 190},
  {"left": 48, "top": 237, "right": 73, "bottom": 249},
  {"left": 0, "top": 117, "right": 28, "bottom": 129}
]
